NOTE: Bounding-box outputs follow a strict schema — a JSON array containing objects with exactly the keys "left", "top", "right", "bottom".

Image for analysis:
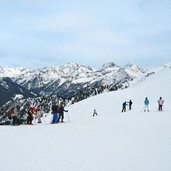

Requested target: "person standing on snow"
[
  {"left": 37, "top": 108, "right": 42, "bottom": 123},
  {"left": 27, "top": 107, "right": 34, "bottom": 125},
  {"left": 121, "top": 101, "right": 127, "bottom": 112},
  {"left": 158, "top": 97, "right": 164, "bottom": 111},
  {"left": 10, "top": 105, "right": 18, "bottom": 125},
  {"left": 58, "top": 102, "right": 68, "bottom": 123},
  {"left": 144, "top": 97, "right": 149, "bottom": 112},
  {"left": 51, "top": 104, "right": 59, "bottom": 124},
  {"left": 93, "top": 109, "right": 98, "bottom": 117},
  {"left": 128, "top": 100, "right": 133, "bottom": 110}
]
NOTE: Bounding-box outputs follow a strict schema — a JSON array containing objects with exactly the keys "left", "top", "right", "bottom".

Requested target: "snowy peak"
[
  {"left": 99, "top": 62, "right": 120, "bottom": 75},
  {"left": 161, "top": 63, "right": 171, "bottom": 69},
  {"left": 11, "top": 63, "right": 96, "bottom": 91},
  {"left": 124, "top": 63, "right": 146, "bottom": 72},
  {"left": 123, "top": 63, "right": 146, "bottom": 78},
  {"left": 0, "top": 62, "right": 146, "bottom": 88},
  {"left": 101, "top": 62, "right": 118, "bottom": 69},
  {"left": 0, "top": 66, "right": 29, "bottom": 78}
]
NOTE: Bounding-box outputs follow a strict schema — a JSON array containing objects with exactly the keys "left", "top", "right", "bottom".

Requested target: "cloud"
[{"left": 0, "top": 0, "right": 170, "bottom": 68}]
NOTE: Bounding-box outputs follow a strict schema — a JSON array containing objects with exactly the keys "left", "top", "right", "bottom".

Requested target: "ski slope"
[{"left": 0, "top": 65, "right": 171, "bottom": 171}]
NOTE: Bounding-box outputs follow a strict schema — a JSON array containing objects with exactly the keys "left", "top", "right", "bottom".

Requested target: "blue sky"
[{"left": 0, "top": 0, "right": 171, "bottom": 68}]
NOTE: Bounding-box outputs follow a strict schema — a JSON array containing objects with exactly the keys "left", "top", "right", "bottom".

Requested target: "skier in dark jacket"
[
  {"left": 128, "top": 100, "right": 133, "bottom": 110},
  {"left": 51, "top": 104, "right": 59, "bottom": 124},
  {"left": 58, "top": 102, "right": 68, "bottom": 122},
  {"left": 27, "top": 107, "right": 34, "bottom": 125},
  {"left": 121, "top": 101, "right": 127, "bottom": 112},
  {"left": 93, "top": 109, "right": 98, "bottom": 117}
]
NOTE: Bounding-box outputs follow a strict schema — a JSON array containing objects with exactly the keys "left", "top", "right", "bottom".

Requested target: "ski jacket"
[
  {"left": 144, "top": 99, "right": 149, "bottom": 105},
  {"left": 52, "top": 105, "right": 59, "bottom": 113},
  {"left": 158, "top": 99, "right": 164, "bottom": 105},
  {"left": 122, "top": 102, "right": 127, "bottom": 107},
  {"left": 28, "top": 109, "right": 33, "bottom": 117},
  {"left": 58, "top": 106, "right": 67, "bottom": 114},
  {"left": 129, "top": 100, "right": 133, "bottom": 105}
]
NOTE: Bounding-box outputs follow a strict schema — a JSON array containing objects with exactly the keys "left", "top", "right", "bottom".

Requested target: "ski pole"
[
  {"left": 42, "top": 114, "right": 46, "bottom": 124},
  {"left": 67, "top": 111, "right": 70, "bottom": 122}
]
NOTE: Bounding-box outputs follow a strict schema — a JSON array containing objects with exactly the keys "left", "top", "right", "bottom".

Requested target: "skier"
[
  {"left": 16, "top": 110, "right": 21, "bottom": 125},
  {"left": 33, "top": 108, "right": 38, "bottom": 125},
  {"left": 58, "top": 102, "right": 68, "bottom": 123},
  {"left": 144, "top": 97, "right": 149, "bottom": 112},
  {"left": 10, "top": 105, "right": 18, "bottom": 125},
  {"left": 51, "top": 104, "right": 59, "bottom": 124},
  {"left": 37, "top": 108, "right": 42, "bottom": 123},
  {"left": 121, "top": 101, "right": 127, "bottom": 112},
  {"left": 93, "top": 109, "right": 98, "bottom": 117},
  {"left": 158, "top": 97, "right": 164, "bottom": 111},
  {"left": 27, "top": 107, "right": 34, "bottom": 125},
  {"left": 128, "top": 100, "right": 133, "bottom": 110}
]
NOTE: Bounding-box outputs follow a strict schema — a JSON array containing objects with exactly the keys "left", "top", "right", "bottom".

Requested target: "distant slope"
[{"left": 68, "top": 64, "right": 171, "bottom": 121}]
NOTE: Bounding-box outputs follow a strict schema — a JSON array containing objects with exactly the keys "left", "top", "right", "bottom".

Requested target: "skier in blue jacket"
[{"left": 144, "top": 97, "right": 149, "bottom": 112}]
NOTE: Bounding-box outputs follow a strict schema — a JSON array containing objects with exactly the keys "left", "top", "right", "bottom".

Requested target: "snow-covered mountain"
[
  {"left": 0, "top": 62, "right": 147, "bottom": 100},
  {"left": 124, "top": 63, "right": 147, "bottom": 78},
  {"left": 0, "top": 63, "right": 171, "bottom": 171},
  {"left": 0, "top": 77, "right": 35, "bottom": 106},
  {"left": 0, "top": 66, "right": 31, "bottom": 77}
]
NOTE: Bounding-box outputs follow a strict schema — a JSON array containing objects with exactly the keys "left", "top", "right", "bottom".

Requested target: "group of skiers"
[
  {"left": 0, "top": 95, "right": 166, "bottom": 126},
  {"left": 27, "top": 107, "right": 42, "bottom": 125},
  {"left": 121, "top": 97, "right": 164, "bottom": 112},
  {"left": 7, "top": 105, "right": 43, "bottom": 126},
  {"left": 121, "top": 100, "right": 133, "bottom": 112},
  {"left": 51, "top": 101, "right": 68, "bottom": 124},
  {"left": 144, "top": 96, "right": 164, "bottom": 112},
  {"left": 5, "top": 101, "right": 68, "bottom": 126}
]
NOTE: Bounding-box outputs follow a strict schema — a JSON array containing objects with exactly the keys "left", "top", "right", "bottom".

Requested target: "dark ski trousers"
[
  {"left": 27, "top": 116, "right": 33, "bottom": 124},
  {"left": 58, "top": 113, "right": 64, "bottom": 122},
  {"left": 12, "top": 116, "right": 18, "bottom": 125},
  {"left": 129, "top": 105, "right": 132, "bottom": 110},
  {"left": 122, "top": 107, "right": 126, "bottom": 112},
  {"left": 158, "top": 105, "right": 163, "bottom": 111}
]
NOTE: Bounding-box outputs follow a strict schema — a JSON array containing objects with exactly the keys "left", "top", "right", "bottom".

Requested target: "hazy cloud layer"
[{"left": 0, "top": 0, "right": 171, "bottom": 68}]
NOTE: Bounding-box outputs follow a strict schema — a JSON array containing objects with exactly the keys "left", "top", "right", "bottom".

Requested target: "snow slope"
[{"left": 0, "top": 65, "right": 171, "bottom": 171}]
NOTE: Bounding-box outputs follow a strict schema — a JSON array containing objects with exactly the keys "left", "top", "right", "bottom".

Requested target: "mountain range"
[{"left": 0, "top": 62, "right": 146, "bottom": 106}]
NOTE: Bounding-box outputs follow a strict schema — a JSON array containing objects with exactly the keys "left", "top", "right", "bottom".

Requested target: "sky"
[{"left": 0, "top": 0, "right": 171, "bottom": 69}]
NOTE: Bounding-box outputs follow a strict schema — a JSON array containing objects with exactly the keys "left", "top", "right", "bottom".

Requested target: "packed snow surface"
[{"left": 0, "top": 66, "right": 171, "bottom": 171}]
